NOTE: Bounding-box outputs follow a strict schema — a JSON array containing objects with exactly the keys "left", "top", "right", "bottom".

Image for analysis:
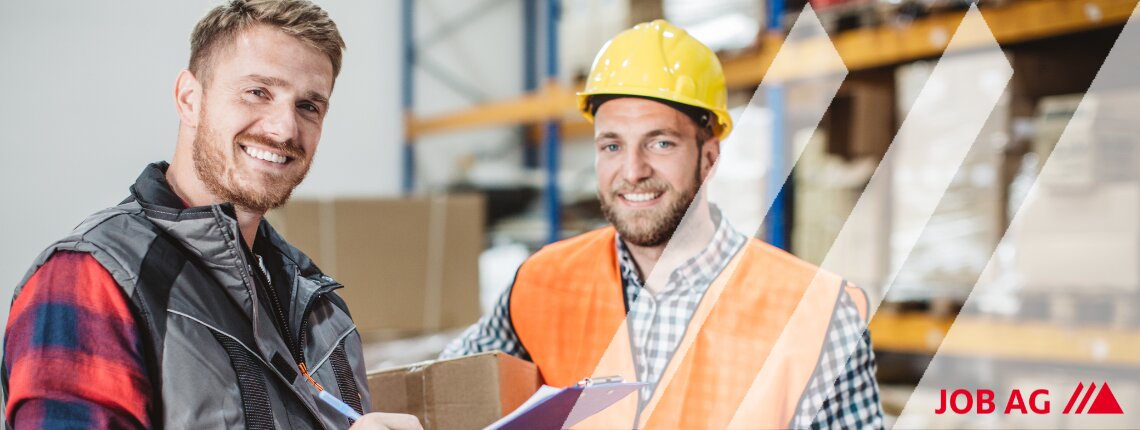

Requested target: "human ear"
[
  {"left": 173, "top": 69, "right": 202, "bottom": 128},
  {"left": 700, "top": 138, "right": 721, "bottom": 177}
]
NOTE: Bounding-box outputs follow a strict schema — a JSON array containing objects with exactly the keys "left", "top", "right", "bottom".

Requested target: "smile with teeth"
[
  {"left": 242, "top": 145, "right": 289, "bottom": 164},
  {"left": 622, "top": 192, "right": 662, "bottom": 202}
]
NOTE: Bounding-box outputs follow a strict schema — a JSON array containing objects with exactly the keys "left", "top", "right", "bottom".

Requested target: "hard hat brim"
[{"left": 577, "top": 89, "right": 734, "bottom": 141}]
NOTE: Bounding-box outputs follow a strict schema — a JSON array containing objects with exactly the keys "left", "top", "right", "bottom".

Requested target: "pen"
[
  {"left": 319, "top": 390, "right": 364, "bottom": 421},
  {"left": 577, "top": 375, "right": 625, "bottom": 387},
  {"left": 300, "top": 362, "right": 363, "bottom": 421}
]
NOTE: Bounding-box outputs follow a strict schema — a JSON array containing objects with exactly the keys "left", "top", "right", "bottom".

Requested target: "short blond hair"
[{"left": 189, "top": 0, "right": 346, "bottom": 83}]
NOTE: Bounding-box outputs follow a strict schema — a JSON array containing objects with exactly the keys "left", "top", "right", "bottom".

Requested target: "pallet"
[
  {"left": 878, "top": 297, "right": 965, "bottom": 318},
  {"left": 1017, "top": 292, "right": 1140, "bottom": 327},
  {"left": 812, "top": 1, "right": 882, "bottom": 34}
]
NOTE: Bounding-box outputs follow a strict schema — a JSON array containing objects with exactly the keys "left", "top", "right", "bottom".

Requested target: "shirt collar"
[{"left": 615, "top": 204, "right": 746, "bottom": 295}]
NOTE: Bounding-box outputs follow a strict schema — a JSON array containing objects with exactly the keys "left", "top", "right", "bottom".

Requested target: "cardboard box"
[
  {"left": 368, "top": 352, "right": 541, "bottom": 430},
  {"left": 1016, "top": 183, "right": 1140, "bottom": 235},
  {"left": 888, "top": 59, "right": 1007, "bottom": 300},
  {"left": 1033, "top": 93, "right": 1140, "bottom": 188},
  {"left": 792, "top": 128, "right": 889, "bottom": 301},
  {"left": 269, "top": 195, "right": 485, "bottom": 336},
  {"left": 827, "top": 78, "right": 896, "bottom": 159},
  {"left": 1007, "top": 36, "right": 1115, "bottom": 120},
  {"left": 1014, "top": 231, "right": 1140, "bottom": 293}
]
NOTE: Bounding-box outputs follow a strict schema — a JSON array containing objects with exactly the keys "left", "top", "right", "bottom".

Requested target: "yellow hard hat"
[{"left": 578, "top": 19, "right": 732, "bottom": 140}]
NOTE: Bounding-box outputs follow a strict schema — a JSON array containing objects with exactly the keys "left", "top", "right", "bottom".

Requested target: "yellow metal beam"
[
  {"left": 407, "top": 83, "right": 579, "bottom": 138},
  {"left": 524, "top": 120, "right": 594, "bottom": 143},
  {"left": 938, "top": 317, "right": 1140, "bottom": 368},
  {"left": 868, "top": 312, "right": 956, "bottom": 354},
  {"left": 723, "top": 0, "right": 1138, "bottom": 87},
  {"left": 410, "top": 0, "right": 1138, "bottom": 138},
  {"left": 870, "top": 313, "right": 1140, "bottom": 368}
]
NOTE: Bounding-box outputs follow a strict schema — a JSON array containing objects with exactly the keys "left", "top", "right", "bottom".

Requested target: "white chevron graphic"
[
  {"left": 574, "top": 5, "right": 849, "bottom": 426},
  {"left": 729, "top": 4, "right": 1012, "bottom": 427},
  {"left": 895, "top": 0, "right": 1140, "bottom": 427},
  {"left": 566, "top": 1, "right": 1138, "bottom": 428}
]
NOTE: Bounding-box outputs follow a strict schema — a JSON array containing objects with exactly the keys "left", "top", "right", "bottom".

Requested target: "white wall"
[
  {"left": 0, "top": 1, "right": 403, "bottom": 329},
  {"left": 411, "top": 0, "right": 527, "bottom": 191}
]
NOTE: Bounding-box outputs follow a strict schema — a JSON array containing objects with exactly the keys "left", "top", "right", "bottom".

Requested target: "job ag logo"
[{"left": 935, "top": 382, "right": 1123, "bottom": 415}]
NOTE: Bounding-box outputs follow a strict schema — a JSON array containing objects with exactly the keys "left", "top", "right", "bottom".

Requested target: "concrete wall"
[{"left": 0, "top": 1, "right": 403, "bottom": 329}]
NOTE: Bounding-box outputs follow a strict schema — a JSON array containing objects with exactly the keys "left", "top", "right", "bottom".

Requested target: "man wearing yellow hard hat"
[{"left": 444, "top": 20, "right": 883, "bottom": 429}]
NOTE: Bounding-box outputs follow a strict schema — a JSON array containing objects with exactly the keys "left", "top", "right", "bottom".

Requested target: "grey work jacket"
[{"left": 5, "top": 162, "right": 370, "bottom": 429}]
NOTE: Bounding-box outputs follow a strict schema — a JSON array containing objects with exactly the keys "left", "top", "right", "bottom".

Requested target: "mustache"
[
  {"left": 610, "top": 178, "right": 672, "bottom": 195},
  {"left": 236, "top": 133, "right": 305, "bottom": 159}
]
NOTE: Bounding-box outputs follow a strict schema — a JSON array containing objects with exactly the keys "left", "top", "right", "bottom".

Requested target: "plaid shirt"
[
  {"left": 442, "top": 211, "right": 884, "bottom": 429},
  {"left": 617, "top": 210, "right": 747, "bottom": 405},
  {"left": 4, "top": 251, "right": 151, "bottom": 429}
]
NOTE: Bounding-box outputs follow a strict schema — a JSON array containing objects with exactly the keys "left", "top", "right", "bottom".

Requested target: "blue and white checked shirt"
[{"left": 442, "top": 210, "right": 884, "bottom": 429}]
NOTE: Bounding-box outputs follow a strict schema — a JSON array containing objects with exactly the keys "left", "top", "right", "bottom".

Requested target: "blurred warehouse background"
[{"left": 3, "top": 0, "right": 1139, "bottom": 427}]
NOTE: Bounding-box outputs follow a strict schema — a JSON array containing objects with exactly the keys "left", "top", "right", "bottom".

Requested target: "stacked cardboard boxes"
[
  {"left": 887, "top": 59, "right": 1006, "bottom": 301},
  {"left": 792, "top": 77, "right": 895, "bottom": 301},
  {"left": 368, "top": 352, "right": 541, "bottom": 430},
  {"left": 269, "top": 194, "right": 485, "bottom": 337},
  {"left": 792, "top": 129, "right": 888, "bottom": 300},
  {"left": 1013, "top": 93, "right": 1140, "bottom": 294}
]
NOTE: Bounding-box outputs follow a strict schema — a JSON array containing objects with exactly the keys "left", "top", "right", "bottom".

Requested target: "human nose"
[
  {"left": 621, "top": 147, "right": 652, "bottom": 185},
  {"left": 260, "top": 101, "right": 299, "bottom": 144}
]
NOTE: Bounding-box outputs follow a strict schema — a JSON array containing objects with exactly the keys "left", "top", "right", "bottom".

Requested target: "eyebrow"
[
  {"left": 643, "top": 128, "right": 682, "bottom": 139},
  {"left": 595, "top": 128, "right": 683, "bottom": 142},
  {"left": 596, "top": 131, "right": 620, "bottom": 141},
  {"left": 245, "top": 74, "right": 330, "bottom": 106}
]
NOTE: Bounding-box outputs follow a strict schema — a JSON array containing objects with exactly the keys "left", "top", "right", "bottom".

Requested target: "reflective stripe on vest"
[{"left": 510, "top": 227, "right": 867, "bottom": 429}]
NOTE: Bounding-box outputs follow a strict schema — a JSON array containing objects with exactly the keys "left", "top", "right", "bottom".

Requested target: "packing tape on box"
[
  {"left": 318, "top": 199, "right": 338, "bottom": 275},
  {"left": 423, "top": 195, "right": 448, "bottom": 332},
  {"left": 404, "top": 360, "right": 432, "bottom": 429}
]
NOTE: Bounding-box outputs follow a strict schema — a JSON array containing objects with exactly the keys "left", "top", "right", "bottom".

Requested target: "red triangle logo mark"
[{"left": 1087, "top": 382, "right": 1124, "bottom": 414}]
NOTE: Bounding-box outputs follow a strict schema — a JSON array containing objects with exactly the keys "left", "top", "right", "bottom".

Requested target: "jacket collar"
[
  {"left": 128, "top": 161, "right": 191, "bottom": 210},
  {"left": 127, "top": 161, "right": 334, "bottom": 312}
]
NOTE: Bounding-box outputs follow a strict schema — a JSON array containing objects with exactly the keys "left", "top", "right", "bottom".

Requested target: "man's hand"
[{"left": 349, "top": 412, "right": 423, "bottom": 430}]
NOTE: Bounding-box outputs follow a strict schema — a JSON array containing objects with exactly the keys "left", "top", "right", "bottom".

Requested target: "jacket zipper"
[
  {"left": 235, "top": 249, "right": 330, "bottom": 427},
  {"left": 254, "top": 256, "right": 301, "bottom": 358},
  {"left": 228, "top": 220, "right": 334, "bottom": 428},
  {"left": 255, "top": 256, "right": 339, "bottom": 369},
  {"left": 293, "top": 283, "right": 340, "bottom": 382},
  {"left": 251, "top": 254, "right": 347, "bottom": 428},
  {"left": 256, "top": 254, "right": 344, "bottom": 419}
]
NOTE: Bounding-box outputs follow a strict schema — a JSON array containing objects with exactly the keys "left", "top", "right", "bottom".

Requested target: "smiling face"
[
  {"left": 190, "top": 24, "right": 333, "bottom": 213},
  {"left": 594, "top": 97, "right": 719, "bottom": 247}
]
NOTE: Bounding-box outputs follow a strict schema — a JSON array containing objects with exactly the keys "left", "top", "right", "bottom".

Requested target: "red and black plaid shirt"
[{"left": 5, "top": 251, "right": 151, "bottom": 428}]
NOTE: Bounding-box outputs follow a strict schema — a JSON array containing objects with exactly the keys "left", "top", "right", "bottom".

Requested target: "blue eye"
[
  {"left": 298, "top": 103, "right": 320, "bottom": 114},
  {"left": 601, "top": 143, "right": 620, "bottom": 152},
  {"left": 652, "top": 140, "right": 675, "bottom": 149}
]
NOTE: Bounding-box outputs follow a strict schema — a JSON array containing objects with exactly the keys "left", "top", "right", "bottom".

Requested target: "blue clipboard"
[{"left": 486, "top": 377, "right": 646, "bottom": 430}]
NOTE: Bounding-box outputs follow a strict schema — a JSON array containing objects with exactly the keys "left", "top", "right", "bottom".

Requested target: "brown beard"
[
  {"left": 600, "top": 175, "right": 699, "bottom": 248},
  {"left": 192, "top": 105, "right": 311, "bottom": 213}
]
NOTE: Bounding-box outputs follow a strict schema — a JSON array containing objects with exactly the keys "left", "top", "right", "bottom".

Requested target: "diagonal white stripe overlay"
[
  {"left": 577, "top": 2, "right": 1020, "bottom": 427},
  {"left": 573, "top": 4, "right": 848, "bottom": 426},
  {"left": 729, "top": 4, "right": 1012, "bottom": 428},
  {"left": 896, "top": 1, "right": 1140, "bottom": 428}
]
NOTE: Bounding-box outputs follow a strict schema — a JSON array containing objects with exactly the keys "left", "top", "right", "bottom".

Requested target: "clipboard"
[{"left": 485, "top": 376, "right": 646, "bottom": 430}]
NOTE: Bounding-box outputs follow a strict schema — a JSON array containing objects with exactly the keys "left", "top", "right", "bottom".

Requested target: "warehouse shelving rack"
[
  {"left": 401, "top": 0, "right": 564, "bottom": 243},
  {"left": 404, "top": 0, "right": 1136, "bottom": 244},
  {"left": 401, "top": 0, "right": 1140, "bottom": 364},
  {"left": 406, "top": 0, "right": 1137, "bottom": 137}
]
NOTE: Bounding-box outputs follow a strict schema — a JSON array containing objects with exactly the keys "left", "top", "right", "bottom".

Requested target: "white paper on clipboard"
[{"left": 485, "top": 380, "right": 645, "bottom": 430}]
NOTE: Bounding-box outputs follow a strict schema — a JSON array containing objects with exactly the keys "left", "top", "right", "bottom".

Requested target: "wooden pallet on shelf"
[{"left": 1017, "top": 291, "right": 1140, "bottom": 327}]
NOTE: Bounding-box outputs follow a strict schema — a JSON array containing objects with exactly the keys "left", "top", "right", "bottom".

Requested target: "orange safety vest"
[{"left": 510, "top": 227, "right": 868, "bottom": 429}]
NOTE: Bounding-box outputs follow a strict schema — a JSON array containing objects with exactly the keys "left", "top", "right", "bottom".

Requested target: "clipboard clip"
[{"left": 577, "top": 375, "right": 624, "bottom": 388}]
